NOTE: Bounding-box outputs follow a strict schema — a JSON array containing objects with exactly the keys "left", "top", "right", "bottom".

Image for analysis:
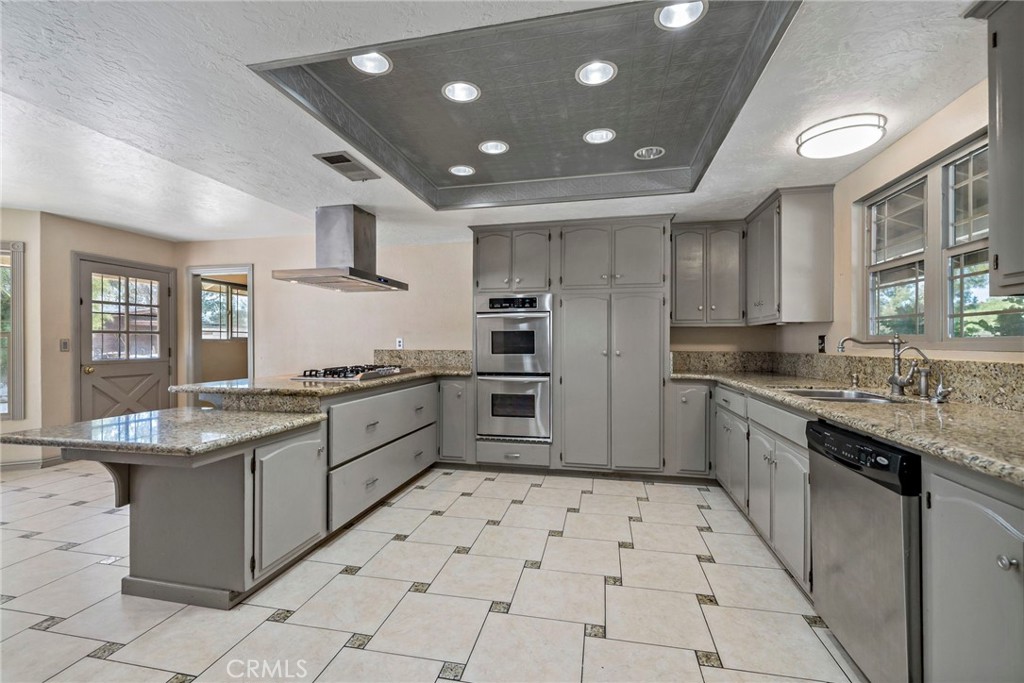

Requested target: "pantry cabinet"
[
  {"left": 665, "top": 383, "right": 709, "bottom": 475},
  {"left": 561, "top": 219, "right": 667, "bottom": 289},
  {"left": 474, "top": 229, "right": 550, "bottom": 291},
  {"left": 671, "top": 223, "right": 745, "bottom": 326},
  {"left": 745, "top": 187, "right": 833, "bottom": 325}
]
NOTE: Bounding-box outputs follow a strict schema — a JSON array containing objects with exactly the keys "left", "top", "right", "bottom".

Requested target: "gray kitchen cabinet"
[
  {"left": 745, "top": 187, "right": 833, "bottom": 325},
  {"left": 664, "top": 383, "right": 709, "bottom": 475},
  {"left": 610, "top": 291, "right": 663, "bottom": 470},
  {"left": 439, "top": 379, "right": 470, "bottom": 462},
  {"left": 253, "top": 424, "right": 327, "bottom": 578},
  {"left": 561, "top": 225, "right": 612, "bottom": 289},
  {"left": 714, "top": 406, "right": 748, "bottom": 509},
  {"left": 475, "top": 232, "right": 512, "bottom": 291},
  {"left": 475, "top": 229, "right": 550, "bottom": 291},
  {"left": 672, "top": 223, "right": 745, "bottom": 326},
  {"left": 512, "top": 230, "right": 550, "bottom": 290},
  {"left": 747, "top": 424, "right": 773, "bottom": 538},
  {"left": 612, "top": 223, "right": 665, "bottom": 287},
  {"left": 561, "top": 218, "right": 668, "bottom": 289},
  {"left": 560, "top": 293, "right": 611, "bottom": 467},
  {"left": 922, "top": 464, "right": 1024, "bottom": 682},
  {"left": 772, "top": 438, "right": 809, "bottom": 586}
]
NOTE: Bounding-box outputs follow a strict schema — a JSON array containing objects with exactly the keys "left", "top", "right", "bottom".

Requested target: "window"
[
  {"left": 862, "top": 138, "right": 1023, "bottom": 348},
  {"left": 1, "top": 241, "right": 25, "bottom": 420},
  {"left": 90, "top": 273, "right": 162, "bottom": 360},
  {"left": 201, "top": 279, "right": 248, "bottom": 340}
]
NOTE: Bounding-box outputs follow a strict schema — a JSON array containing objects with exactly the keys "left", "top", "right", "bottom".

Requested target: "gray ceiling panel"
[{"left": 253, "top": 0, "right": 799, "bottom": 210}]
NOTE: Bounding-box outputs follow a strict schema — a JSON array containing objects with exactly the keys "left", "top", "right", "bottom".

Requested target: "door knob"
[
  {"left": 82, "top": 366, "right": 95, "bottom": 375},
  {"left": 997, "top": 555, "right": 1020, "bottom": 571}
]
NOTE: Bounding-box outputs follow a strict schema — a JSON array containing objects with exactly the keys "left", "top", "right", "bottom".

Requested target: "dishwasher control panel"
[{"left": 806, "top": 422, "right": 921, "bottom": 495}]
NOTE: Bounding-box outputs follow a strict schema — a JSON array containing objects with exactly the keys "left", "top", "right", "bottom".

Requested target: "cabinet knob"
[
  {"left": 515, "top": 278, "right": 522, "bottom": 284},
  {"left": 698, "top": 305, "right": 703, "bottom": 311},
  {"left": 614, "top": 274, "right": 623, "bottom": 279},
  {"left": 997, "top": 555, "right": 1020, "bottom": 571},
  {"left": 457, "top": 391, "right": 463, "bottom": 398},
  {"left": 601, "top": 274, "right": 609, "bottom": 279},
  {"left": 615, "top": 350, "right": 621, "bottom": 356},
  {"left": 503, "top": 278, "right": 509, "bottom": 284},
  {"left": 710, "top": 305, "right": 716, "bottom": 311},
  {"left": 680, "top": 397, "right": 687, "bottom": 403},
  {"left": 602, "top": 350, "right": 608, "bottom": 356}
]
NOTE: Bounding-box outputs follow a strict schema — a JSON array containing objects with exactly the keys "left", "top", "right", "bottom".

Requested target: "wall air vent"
[{"left": 314, "top": 151, "right": 380, "bottom": 182}]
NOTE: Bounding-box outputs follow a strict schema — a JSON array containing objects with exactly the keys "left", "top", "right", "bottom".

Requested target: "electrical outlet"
[
  {"left": 59, "top": 338, "right": 70, "bottom": 352},
  {"left": 396, "top": 337, "right": 404, "bottom": 350},
  {"left": 817, "top": 335, "right": 827, "bottom": 353}
]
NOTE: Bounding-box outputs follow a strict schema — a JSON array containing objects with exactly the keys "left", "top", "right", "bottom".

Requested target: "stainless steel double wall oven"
[{"left": 475, "top": 293, "right": 552, "bottom": 441}]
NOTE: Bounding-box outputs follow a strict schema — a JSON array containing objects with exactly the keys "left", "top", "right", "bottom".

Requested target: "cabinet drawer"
[
  {"left": 329, "top": 383, "right": 437, "bottom": 467},
  {"left": 747, "top": 398, "right": 808, "bottom": 447},
  {"left": 476, "top": 440, "right": 550, "bottom": 467},
  {"left": 328, "top": 425, "right": 437, "bottom": 532},
  {"left": 714, "top": 386, "right": 747, "bottom": 417}
]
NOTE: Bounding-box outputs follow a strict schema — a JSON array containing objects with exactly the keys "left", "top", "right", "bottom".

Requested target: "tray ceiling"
[{"left": 253, "top": 1, "right": 799, "bottom": 210}]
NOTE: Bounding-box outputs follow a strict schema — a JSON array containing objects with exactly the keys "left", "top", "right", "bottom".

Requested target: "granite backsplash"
[
  {"left": 374, "top": 349, "right": 473, "bottom": 373},
  {"left": 672, "top": 351, "right": 1024, "bottom": 412}
]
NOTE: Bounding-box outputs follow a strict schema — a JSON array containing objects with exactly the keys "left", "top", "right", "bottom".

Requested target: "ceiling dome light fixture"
[
  {"left": 575, "top": 60, "right": 618, "bottom": 86},
  {"left": 449, "top": 164, "right": 475, "bottom": 176},
  {"left": 583, "top": 128, "right": 616, "bottom": 144},
  {"left": 634, "top": 146, "right": 666, "bottom": 160},
  {"left": 442, "top": 81, "right": 481, "bottom": 103},
  {"left": 796, "top": 113, "right": 887, "bottom": 159},
  {"left": 478, "top": 140, "right": 509, "bottom": 155},
  {"left": 655, "top": 2, "right": 708, "bottom": 30},
  {"left": 348, "top": 52, "right": 392, "bottom": 75}
]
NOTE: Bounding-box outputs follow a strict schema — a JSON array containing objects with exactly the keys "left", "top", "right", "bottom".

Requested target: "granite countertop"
[
  {"left": 0, "top": 407, "right": 326, "bottom": 457},
  {"left": 169, "top": 367, "right": 471, "bottom": 397},
  {"left": 671, "top": 372, "right": 1024, "bottom": 488}
]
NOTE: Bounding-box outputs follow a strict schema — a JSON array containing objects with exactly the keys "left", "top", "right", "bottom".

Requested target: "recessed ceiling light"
[
  {"left": 575, "top": 60, "right": 617, "bottom": 86},
  {"left": 478, "top": 140, "right": 509, "bottom": 155},
  {"left": 655, "top": 2, "right": 708, "bottom": 30},
  {"left": 449, "top": 165, "right": 475, "bottom": 176},
  {"left": 634, "top": 146, "right": 666, "bottom": 160},
  {"left": 583, "top": 128, "right": 616, "bottom": 144},
  {"left": 442, "top": 81, "right": 481, "bottom": 103},
  {"left": 348, "top": 52, "right": 392, "bottom": 75},
  {"left": 796, "top": 114, "right": 887, "bottom": 159}
]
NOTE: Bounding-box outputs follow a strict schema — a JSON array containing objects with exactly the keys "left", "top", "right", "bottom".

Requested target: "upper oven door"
[{"left": 475, "top": 311, "right": 552, "bottom": 375}]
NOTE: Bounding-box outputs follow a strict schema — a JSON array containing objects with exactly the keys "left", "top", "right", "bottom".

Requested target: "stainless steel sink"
[{"left": 782, "top": 388, "right": 894, "bottom": 403}]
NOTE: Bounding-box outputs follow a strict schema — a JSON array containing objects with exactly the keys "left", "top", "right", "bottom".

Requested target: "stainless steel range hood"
[{"left": 273, "top": 205, "right": 408, "bottom": 292}]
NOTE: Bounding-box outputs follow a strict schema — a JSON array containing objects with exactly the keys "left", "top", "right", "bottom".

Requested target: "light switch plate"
[{"left": 59, "top": 338, "right": 70, "bottom": 352}]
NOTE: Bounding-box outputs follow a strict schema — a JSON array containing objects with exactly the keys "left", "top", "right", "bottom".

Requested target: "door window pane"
[
  {"left": 90, "top": 271, "right": 163, "bottom": 361},
  {"left": 870, "top": 261, "right": 925, "bottom": 336},
  {"left": 948, "top": 248, "right": 1024, "bottom": 337},
  {"left": 870, "top": 180, "right": 927, "bottom": 264}
]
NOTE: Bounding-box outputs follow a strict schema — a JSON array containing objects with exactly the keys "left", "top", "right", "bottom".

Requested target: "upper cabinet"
[
  {"left": 745, "top": 187, "right": 833, "bottom": 325},
  {"left": 671, "top": 222, "right": 745, "bottom": 326},
  {"left": 978, "top": 2, "right": 1024, "bottom": 295},
  {"left": 474, "top": 229, "right": 550, "bottom": 291},
  {"left": 561, "top": 219, "right": 667, "bottom": 289}
]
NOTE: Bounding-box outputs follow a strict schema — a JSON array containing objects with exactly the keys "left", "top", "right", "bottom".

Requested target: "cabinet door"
[
  {"left": 439, "top": 380, "right": 468, "bottom": 461},
  {"left": 672, "top": 230, "right": 706, "bottom": 323},
  {"left": 725, "top": 411, "right": 749, "bottom": 511},
  {"left": 707, "top": 227, "right": 743, "bottom": 323},
  {"left": 612, "top": 223, "right": 665, "bottom": 287},
  {"left": 476, "top": 232, "right": 512, "bottom": 291},
  {"left": 512, "top": 230, "right": 549, "bottom": 290},
  {"left": 758, "top": 203, "right": 780, "bottom": 322},
  {"left": 561, "top": 294, "right": 610, "bottom": 467},
  {"left": 747, "top": 425, "right": 773, "bottom": 538},
  {"left": 665, "top": 384, "right": 707, "bottom": 474},
  {"left": 254, "top": 426, "right": 326, "bottom": 576},
  {"left": 714, "top": 409, "right": 731, "bottom": 492},
  {"left": 745, "top": 215, "right": 761, "bottom": 321},
  {"left": 561, "top": 226, "right": 611, "bottom": 288},
  {"left": 611, "top": 292, "right": 664, "bottom": 470},
  {"left": 772, "top": 439, "right": 809, "bottom": 585},
  {"left": 923, "top": 472, "right": 1024, "bottom": 683}
]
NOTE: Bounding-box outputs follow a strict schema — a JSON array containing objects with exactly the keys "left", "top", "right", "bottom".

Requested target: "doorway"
[
  {"left": 186, "top": 265, "right": 254, "bottom": 404},
  {"left": 75, "top": 255, "right": 176, "bottom": 421}
]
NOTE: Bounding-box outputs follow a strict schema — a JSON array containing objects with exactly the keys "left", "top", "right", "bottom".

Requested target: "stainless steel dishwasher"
[{"left": 807, "top": 422, "right": 922, "bottom": 683}]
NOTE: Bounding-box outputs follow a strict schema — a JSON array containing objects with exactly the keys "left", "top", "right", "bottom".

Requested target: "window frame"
[
  {"left": 200, "top": 277, "right": 248, "bottom": 341},
  {"left": 860, "top": 134, "right": 1022, "bottom": 351},
  {"left": 1, "top": 241, "right": 26, "bottom": 421}
]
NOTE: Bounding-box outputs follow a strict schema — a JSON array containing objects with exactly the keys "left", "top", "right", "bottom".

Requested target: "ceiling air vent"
[{"left": 314, "top": 151, "right": 380, "bottom": 182}]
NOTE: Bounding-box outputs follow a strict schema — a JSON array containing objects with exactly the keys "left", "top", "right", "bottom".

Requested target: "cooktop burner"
[{"left": 292, "top": 364, "right": 414, "bottom": 382}]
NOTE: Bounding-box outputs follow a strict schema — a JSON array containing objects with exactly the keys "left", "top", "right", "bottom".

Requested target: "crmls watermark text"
[{"left": 227, "top": 659, "right": 308, "bottom": 679}]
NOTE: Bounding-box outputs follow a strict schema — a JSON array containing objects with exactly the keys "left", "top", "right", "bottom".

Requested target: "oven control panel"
[{"left": 488, "top": 297, "right": 538, "bottom": 310}]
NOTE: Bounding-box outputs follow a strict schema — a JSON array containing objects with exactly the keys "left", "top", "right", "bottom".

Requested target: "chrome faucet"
[
  {"left": 895, "top": 346, "right": 931, "bottom": 398},
  {"left": 836, "top": 333, "right": 917, "bottom": 397}
]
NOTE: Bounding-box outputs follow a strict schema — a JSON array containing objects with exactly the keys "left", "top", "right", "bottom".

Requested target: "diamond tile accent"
[
  {"left": 340, "top": 565, "right": 361, "bottom": 575},
  {"left": 490, "top": 601, "right": 511, "bottom": 613},
  {"left": 567, "top": 508, "right": 580, "bottom": 514},
  {"left": 697, "top": 554, "right": 715, "bottom": 563},
  {"left": 97, "top": 556, "right": 123, "bottom": 565},
  {"left": 415, "top": 485, "right": 428, "bottom": 490},
  {"left": 628, "top": 516, "right": 641, "bottom": 522},
  {"left": 410, "top": 582, "right": 430, "bottom": 593},
  {"left": 346, "top": 633, "right": 372, "bottom": 649},
  {"left": 530, "top": 483, "right": 542, "bottom": 488},
  {"left": 804, "top": 614, "right": 827, "bottom": 628},
  {"left": 697, "top": 526, "right": 713, "bottom": 533},
  {"left": 524, "top": 560, "right": 542, "bottom": 569},
  {"left": 581, "top": 490, "right": 593, "bottom": 495},
  {"left": 460, "top": 492, "right": 473, "bottom": 497},
  {"left": 39, "top": 493, "right": 58, "bottom": 498},
  {"left": 0, "top": 595, "right": 14, "bottom": 604},
  {"left": 637, "top": 497, "right": 649, "bottom": 502},
  {"left": 267, "top": 609, "right": 294, "bottom": 623},
  {"left": 699, "top": 487, "right": 711, "bottom": 492},
  {"left": 431, "top": 510, "right": 445, "bottom": 516},
  {"left": 19, "top": 531, "right": 41, "bottom": 538},
  {"left": 103, "top": 508, "right": 118, "bottom": 513},
  {"left": 454, "top": 546, "right": 471, "bottom": 554},
  {"left": 439, "top": 661, "right": 465, "bottom": 680},
  {"left": 166, "top": 675, "right": 196, "bottom": 683},
  {"left": 30, "top": 616, "right": 65, "bottom": 631},
  {"left": 605, "top": 576, "right": 622, "bottom": 586},
  {"left": 511, "top": 500, "right": 524, "bottom": 505},
  {"left": 486, "top": 519, "right": 501, "bottom": 526},
  {"left": 548, "top": 530, "right": 563, "bottom": 537},
  {"left": 618, "top": 541, "right": 634, "bottom": 549},
  {"left": 87, "top": 642, "right": 125, "bottom": 660},
  {"left": 696, "top": 650, "right": 723, "bottom": 667},
  {"left": 585, "top": 624, "right": 606, "bottom": 638},
  {"left": 697, "top": 594, "right": 719, "bottom": 606},
  {"left": 442, "top": 472, "right": 454, "bottom": 476},
  {"left": 485, "top": 477, "right": 497, "bottom": 481},
  {"left": 55, "top": 543, "right": 80, "bottom": 550},
  {"left": 698, "top": 504, "right": 711, "bottom": 510},
  {"left": 382, "top": 502, "right": 394, "bottom": 507}
]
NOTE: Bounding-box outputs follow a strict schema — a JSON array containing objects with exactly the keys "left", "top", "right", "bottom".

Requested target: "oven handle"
[
  {"left": 475, "top": 312, "right": 550, "bottom": 319},
  {"left": 477, "top": 376, "right": 551, "bottom": 383}
]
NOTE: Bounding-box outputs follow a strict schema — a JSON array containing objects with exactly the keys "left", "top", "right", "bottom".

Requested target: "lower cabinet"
[
  {"left": 439, "top": 379, "right": 471, "bottom": 462},
  {"left": 922, "top": 464, "right": 1024, "bottom": 682},
  {"left": 664, "top": 383, "right": 708, "bottom": 474},
  {"left": 714, "top": 406, "right": 748, "bottom": 510},
  {"left": 253, "top": 424, "right": 327, "bottom": 578}
]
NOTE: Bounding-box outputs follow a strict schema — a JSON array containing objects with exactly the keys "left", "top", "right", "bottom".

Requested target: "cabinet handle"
[
  {"left": 997, "top": 555, "right": 1020, "bottom": 571},
  {"left": 415, "top": 405, "right": 424, "bottom": 412},
  {"left": 366, "top": 420, "right": 380, "bottom": 429},
  {"left": 365, "top": 477, "right": 379, "bottom": 488},
  {"left": 505, "top": 453, "right": 522, "bottom": 459},
  {"left": 721, "top": 398, "right": 730, "bottom": 404},
  {"left": 414, "top": 450, "right": 424, "bottom": 458}
]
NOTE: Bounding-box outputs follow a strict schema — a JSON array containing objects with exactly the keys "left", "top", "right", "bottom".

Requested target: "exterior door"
[
  {"left": 561, "top": 226, "right": 611, "bottom": 288},
  {"left": 512, "top": 230, "right": 549, "bottom": 290},
  {"left": 672, "top": 230, "right": 705, "bottom": 323},
  {"left": 476, "top": 232, "right": 512, "bottom": 291},
  {"left": 560, "top": 294, "right": 610, "bottom": 467},
  {"left": 610, "top": 292, "right": 663, "bottom": 470},
  {"left": 612, "top": 224, "right": 664, "bottom": 287},
  {"left": 747, "top": 425, "right": 773, "bottom": 538},
  {"left": 707, "top": 228, "right": 743, "bottom": 323},
  {"left": 78, "top": 259, "right": 173, "bottom": 420}
]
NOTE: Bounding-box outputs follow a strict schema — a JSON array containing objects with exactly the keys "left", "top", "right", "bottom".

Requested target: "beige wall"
[
  {"left": 779, "top": 81, "right": 1022, "bottom": 362},
  {"left": 0, "top": 210, "right": 44, "bottom": 465},
  {"left": 670, "top": 326, "right": 779, "bottom": 352},
  {"left": 200, "top": 339, "right": 248, "bottom": 382}
]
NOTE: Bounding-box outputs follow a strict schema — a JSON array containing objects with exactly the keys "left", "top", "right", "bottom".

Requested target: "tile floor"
[{"left": 0, "top": 461, "right": 868, "bottom": 683}]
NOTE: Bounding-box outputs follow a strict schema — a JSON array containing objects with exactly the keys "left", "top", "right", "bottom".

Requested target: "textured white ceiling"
[{"left": 0, "top": 1, "right": 987, "bottom": 245}]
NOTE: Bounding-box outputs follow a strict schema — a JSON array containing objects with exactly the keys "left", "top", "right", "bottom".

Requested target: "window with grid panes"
[
  {"left": 868, "top": 179, "right": 927, "bottom": 336},
  {"left": 201, "top": 279, "right": 249, "bottom": 340}
]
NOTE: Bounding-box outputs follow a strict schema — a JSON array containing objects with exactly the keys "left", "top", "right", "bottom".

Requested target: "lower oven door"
[{"left": 476, "top": 376, "right": 551, "bottom": 441}]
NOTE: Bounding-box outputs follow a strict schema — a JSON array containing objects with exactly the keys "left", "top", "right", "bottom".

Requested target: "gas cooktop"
[{"left": 292, "top": 365, "right": 415, "bottom": 382}]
